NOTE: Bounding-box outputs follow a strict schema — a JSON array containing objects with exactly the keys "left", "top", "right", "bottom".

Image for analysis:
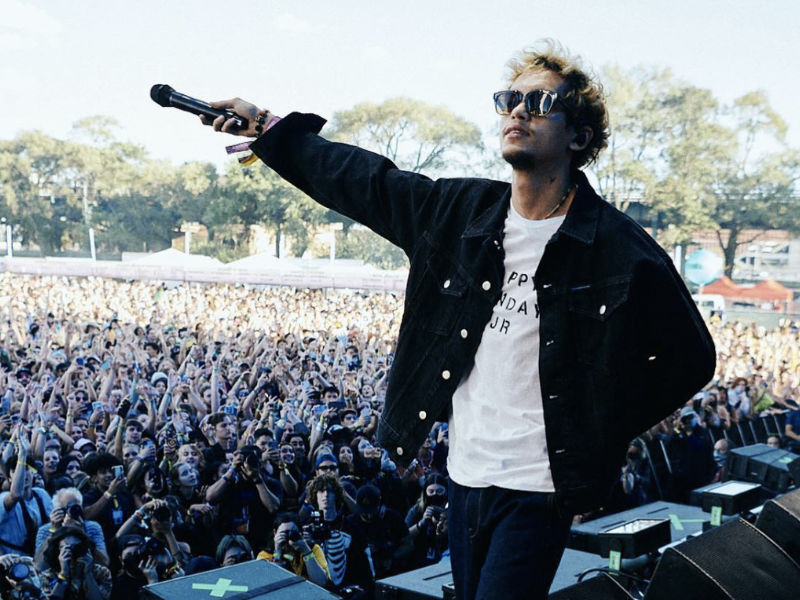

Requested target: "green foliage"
[
  {"left": 2, "top": 86, "right": 795, "bottom": 276},
  {"left": 326, "top": 97, "right": 484, "bottom": 175},
  {"left": 219, "top": 162, "right": 328, "bottom": 257},
  {"left": 308, "top": 227, "right": 408, "bottom": 270},
  {"left": 591, "top": 66, "right": 800, "bottom": 275}
]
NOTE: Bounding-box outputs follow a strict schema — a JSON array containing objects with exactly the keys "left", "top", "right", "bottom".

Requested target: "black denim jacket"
[{"left": 251, "top": 113, "right": 716, "bottom": 512}]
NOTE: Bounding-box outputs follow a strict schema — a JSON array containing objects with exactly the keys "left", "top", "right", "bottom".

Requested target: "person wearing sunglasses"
[{"left": 200, "top": 39, "right": 714, "bottom": 600}]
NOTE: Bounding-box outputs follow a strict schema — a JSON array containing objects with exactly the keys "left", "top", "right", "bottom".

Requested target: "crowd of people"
[{"left": 0, "top": 273, "right": 798, "bottom": 599}]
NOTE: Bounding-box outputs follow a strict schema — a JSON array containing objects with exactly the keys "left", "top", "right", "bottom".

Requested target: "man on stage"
[{"left": 200, "top": 40, "right": 715, "bottom": 599}]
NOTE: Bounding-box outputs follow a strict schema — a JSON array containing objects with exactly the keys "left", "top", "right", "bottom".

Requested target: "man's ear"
[{"left": 569, "top": 127, "right": 593, "bottom": 152}]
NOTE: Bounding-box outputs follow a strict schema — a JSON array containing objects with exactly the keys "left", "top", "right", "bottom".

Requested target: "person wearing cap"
[
  {"left": 81, "top": 453, "right": 135, "bottom": 541},
  {"left": 150, "top": 372, "right": 168, "bottom": 397},
  {"left": 614, "top": 439, "right": 653, "bottom": 510},
  {"left": 314, "top": 452, "right": 339, "bottom": 478},
  {"left": 344, "top": 484, "right": 409, "bottom": 579},
  {"left": 663, "top": 406, "right": 715, "bottom": 502},
  {"left": 73, "top": 438, "right": 96, "bottom": 457}
]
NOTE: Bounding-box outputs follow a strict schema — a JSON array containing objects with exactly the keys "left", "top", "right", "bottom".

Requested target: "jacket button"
[
  {"left": 545, "top": 339, "right": 554, "bottom": 346},
  {"left": 443, "top": 279, "right": 451, "bottom": 289},
  {"left": 648, "top": 355, "right": 657, "bottom": 361},
  {"left": 482, "top": 281, "right": 491, "bottom": 291},
  {"left": 599, "top": 304, "right": 607, "bottom": 315},
  {"left": 396, "top": 447, "right": 404, "bottom": 456},
  {"left": 418, "top": 411, "right": 427, "bottom": 420},
  {"left": 441, "top": 370, "right": 451, "bottom": 380},
  {"left": 460, "top": 329, "right": 468, "bottom": 339}
]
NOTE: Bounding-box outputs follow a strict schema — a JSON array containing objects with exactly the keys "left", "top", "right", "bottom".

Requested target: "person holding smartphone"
[{"left": 80, "top": 453, "right": 135, "bottom": 541}]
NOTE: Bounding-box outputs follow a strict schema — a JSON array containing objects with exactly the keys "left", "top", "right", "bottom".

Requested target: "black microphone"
[{"left": 150, "top": 84, "right": 246, "bottom": 129}]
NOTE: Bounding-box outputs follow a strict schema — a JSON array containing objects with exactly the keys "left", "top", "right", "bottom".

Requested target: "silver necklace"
[{"left": 543, "top": 184, "right": 576, "bottom": 219}]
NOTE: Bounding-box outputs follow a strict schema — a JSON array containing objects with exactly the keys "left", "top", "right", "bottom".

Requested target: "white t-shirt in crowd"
[{"left": 448, "top": 203, "right": 564, "bottom": 492}]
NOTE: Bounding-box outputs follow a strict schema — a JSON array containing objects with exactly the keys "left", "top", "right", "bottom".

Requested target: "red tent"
[
  {"left": 702, "top": 276, "right": 742, "bottom": 298},
  {"left": 739, "top": 279, "right": 793, "bottom": 302}
]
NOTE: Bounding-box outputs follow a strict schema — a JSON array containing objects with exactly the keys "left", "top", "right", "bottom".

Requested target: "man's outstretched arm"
[{"left": 200, "top": 98, "right": 449, "bottom": 256}]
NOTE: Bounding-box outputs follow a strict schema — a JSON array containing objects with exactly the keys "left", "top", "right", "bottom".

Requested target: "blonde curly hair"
[{"left": 506, "top": 39, "right": 609, "bottom": 169}]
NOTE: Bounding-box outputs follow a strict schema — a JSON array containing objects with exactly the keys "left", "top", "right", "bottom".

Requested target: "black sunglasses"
[{"left": 493, "top": 89, "right": 563, "bottom": 117}]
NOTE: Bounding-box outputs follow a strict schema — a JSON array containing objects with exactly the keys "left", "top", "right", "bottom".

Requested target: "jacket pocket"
[
  {"left": 567, "top": 277, "right": 632, "bottom": 365},
  {"left": 567, "top": 277, "right": 631, "bottom": 321},
  {"left": 419, "top": 253, "right": 469, "bottom": 336}
]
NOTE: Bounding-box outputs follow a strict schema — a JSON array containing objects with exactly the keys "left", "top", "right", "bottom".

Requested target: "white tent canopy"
[{"left": 129, "top": 248, "right": 223, "bottom": 269}]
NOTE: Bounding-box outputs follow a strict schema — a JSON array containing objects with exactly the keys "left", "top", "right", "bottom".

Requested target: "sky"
[{"left": 1, "top": 0, "right": 798, "bottom": 171}]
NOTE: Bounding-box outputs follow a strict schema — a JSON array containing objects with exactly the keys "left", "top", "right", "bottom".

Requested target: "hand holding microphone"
[{"left": 150, "top": 84, "right": 271, "bottom": 138}]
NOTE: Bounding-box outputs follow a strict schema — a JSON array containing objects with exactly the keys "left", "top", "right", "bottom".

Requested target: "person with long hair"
[
  {"left": 39, "top": 525, "right": 111, "bottom": 600},
  {"left": 404, "top": 473, "right": 448, "bottom": 568},
  {"left": 168, "top": 461, "right": 215, "bottom": 557}
]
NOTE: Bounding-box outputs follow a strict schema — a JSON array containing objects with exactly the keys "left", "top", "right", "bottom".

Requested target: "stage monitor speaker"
[
  {"left": 744, "top": 448, "right": 799, "bottom": 491},
  {"left": 644, "top": 518, "right": 800, "bottom": 600},
  {"left": 788, "top": 452, "right": 800, "bottom": 485},
  {"left": 547, "top": 573, "right": 632, "bottom": 599},
  {"left": 376, "top": 557, "right": 452, "bottom": 600},
  {"left": 141, "top": 559, "right": 338, "bottom": 599},
  {"left": 728, "top": 443, "right": 772, "bottom": 480},
  {"left": 756, "top": 488, "right": 800, "bottom": 565}
]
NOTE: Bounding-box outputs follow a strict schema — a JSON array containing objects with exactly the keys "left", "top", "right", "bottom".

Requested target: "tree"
[
  {"left": 593, "top": 65, "right": 670, "bottom": 214},
  {"left": 590, "top": 68, "right": 800, "bottom": 277},
  {"left": 217, "top": 162, "right": 327, "bottom": 257},
  {"left": 326, "top": 97, "right": 484, "bottom": 175},
  {"left": 68, "top": 117, "right": 150, "bottom": 251},
  {"left": 317, "top": 97, "right": 486, "bottom": 264},
  {"left": 649, "top": 84, "right": 732, "bottom": 251},
  {"left": 709, "top": 93, "right": 800, "bottom": 277},
  {"left": 0, "top": 131, "right": 84, "bottom": 254},
  {"left": 333, "top": 226, "right": 408, "bottom": 270}
]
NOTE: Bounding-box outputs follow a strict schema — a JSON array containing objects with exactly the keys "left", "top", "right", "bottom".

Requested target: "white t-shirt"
[{"left": 448, "top": 203, "right": 564, "bottom": 491}]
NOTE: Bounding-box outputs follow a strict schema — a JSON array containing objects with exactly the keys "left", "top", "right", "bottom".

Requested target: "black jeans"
[{"left": 448, "top": 480, "right": 573, "bottom": 600}]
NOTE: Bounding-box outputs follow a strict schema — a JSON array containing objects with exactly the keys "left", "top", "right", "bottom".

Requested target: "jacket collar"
[
  {"left": 461, "top": 169, "right": 601, "bottom": 245},
  {"left": 556, "top": 170, "right": 600, "bottom": 245}
]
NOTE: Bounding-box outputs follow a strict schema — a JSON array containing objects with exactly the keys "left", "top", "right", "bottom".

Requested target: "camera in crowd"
[
  {"left": 1, "top": 561, "right": 31, "bottom": 584},
  {"left": 151, "top": 504, "right": 172, "bottom": 523},
  {"left": 244, "top": 451, "right": 260, "bottom": 471},
  {"left": 303, "top": 510, "right": 330, "bottom": 542},
  {"left": 0, "top": 558, "right": 43, "bottom": 600},
  {"left": 65, "top": 501, "right": 84, "bottom": 520},
  {"left": 129, "top": 537, "right": 173, "bottom": 577}
]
